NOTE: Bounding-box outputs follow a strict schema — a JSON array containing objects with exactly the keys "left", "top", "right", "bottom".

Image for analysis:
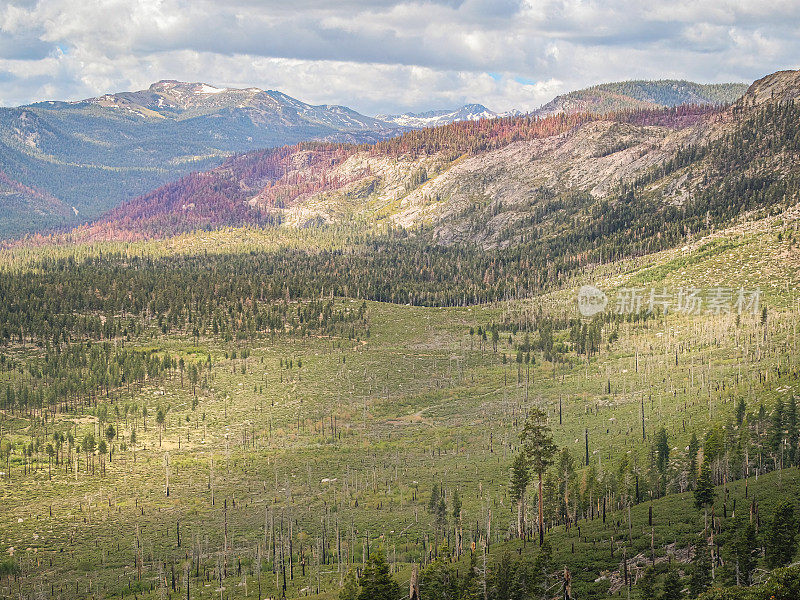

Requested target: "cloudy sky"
[{"left": 1, "top": 0, "right": 798, "bottom": 115}]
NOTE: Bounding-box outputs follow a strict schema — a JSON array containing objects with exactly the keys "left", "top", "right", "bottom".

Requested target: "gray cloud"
[
  {"left": 0, "top": 0, "right": 797, "bottom": 113},
  {"left": 0, "top": 31, "right": 54, "bottom": 60}
]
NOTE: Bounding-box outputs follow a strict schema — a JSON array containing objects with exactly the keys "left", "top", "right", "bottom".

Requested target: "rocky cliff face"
[{"left": 737, "top": 70, "right": 800, "bottom": 106}]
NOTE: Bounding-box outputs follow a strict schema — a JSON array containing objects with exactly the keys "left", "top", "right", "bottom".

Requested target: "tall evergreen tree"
[
  {"left": 340, "top": 567, "right": 360, "bottom": 600},
  {"left": 694, "top": 462, "right": 714, "bottom": 510},
  {"left": 786, "top": 397, "right": 798, "bottom": 466},
  {"left": 429, "top": 483, "right": 440, "bottom": 514},
  {"left": 532, "top": 539, "right": 553, "bottom": 597},
  {"left": 460, "top": 549, "right": 482, "bottom": 600},
  {"left": 638, "top": 566, "right": 657, "bottom": 600},
  {"left": 661, "top": 568, "right": 683, "bottom": 600},
  {"left": 488, "top": 552, "right": 517, "bottom": 600},
  {"left": 732, "top": 518, "right": 758, "bottom": 586},
  {"left": 557, "top": 448, "right": 575, "bottom": 525},
  {"left": 689, "top": 538, "right": 712, "bottom": 597},
  {"left": 520, "top": 409, "right": 558, "bottom": 547},
  {"left": 655, "top": 427, "right": 670, "bottom": 474},
  {"left": 688, "top": 432, "right": 700, "bottom": 489},
  {"left": 768, "top": 398, "right": 785, "bottom": 460},
  {"left": 736, "top": 398, "right": 747, "bottom": 427},
  {"left": 358, "top": 548, "right": 400, "bottom": 600},
  {"left": 436, "top": 497, "right": 448, "bottom": 540},
  {"left": 419, "top": 553, "right": 459, "bottom": 600},
  {"left": 451, "top": 489, "right": 462, "bottom": 522},
  {"left": 765, "top": 500, "right": 798, "bottom": 568}
]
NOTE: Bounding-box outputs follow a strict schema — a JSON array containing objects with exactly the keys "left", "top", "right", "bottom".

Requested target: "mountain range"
[
  {"left": 0, "top": 78, "right": 749, "bottom": 239},
  {"left": 0, "top": 80, "right": 402, "bottom": 238},
  {"left": 53, "top": 68, "right": 797, "bottom": 264}
]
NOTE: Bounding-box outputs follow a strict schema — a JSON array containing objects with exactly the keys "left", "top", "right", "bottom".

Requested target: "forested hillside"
[
  {"left": 39, "top": 103, "right": 713, "bottom": 241},
  {"left": 535, "top": 80, "right": 748, "bottom": 116},
  {"left": 1, "top": 192, "right": 799, "bottom": 600},
  {"left": 0, "top": 69, "right": 799, "bottom": 600}
]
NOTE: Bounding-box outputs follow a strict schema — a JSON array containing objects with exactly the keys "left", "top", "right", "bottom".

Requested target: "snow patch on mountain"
[
  {"left": 377, "top": 104, "right": 521, "bottom": 128},
  {"left": 197, "top": 84, "right": 227, "bottom": 94}
]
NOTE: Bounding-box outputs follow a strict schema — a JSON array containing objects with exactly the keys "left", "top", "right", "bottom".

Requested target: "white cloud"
[{"left": 0, "top": 0, "right": 798, "bottom": 112}]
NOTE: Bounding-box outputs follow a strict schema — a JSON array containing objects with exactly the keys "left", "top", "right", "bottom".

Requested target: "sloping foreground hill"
[{"left": 0, "top": 165, "right": 799, "bottom": 599}]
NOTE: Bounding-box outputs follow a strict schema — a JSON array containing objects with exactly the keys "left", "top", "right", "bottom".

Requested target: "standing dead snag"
[
  {"left": 563, "top": 566, "right": 572, "bottom": 600},
  {"left": 585, "top": 428, "right": 589, "bottom": 466},
  {"left": 509, "top": 451, "right": 530, "bottom": 539},
  {"left": 641, "top": 395, "right": 646, "bottom": 441},
  {"left": 164, "top": 451, "right": 170, "bottom": 497},
  {"left": 409, "top": 564, "right": 419, "bottom": 600}
]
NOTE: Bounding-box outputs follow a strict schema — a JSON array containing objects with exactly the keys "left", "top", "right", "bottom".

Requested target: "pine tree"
[
  {"left": 694, "top": 462, "right": 714, "bottom": 510},
  {"left": 98, "top": 439, "right": 107, "bottom": 457},
  {"left": 105, "top": 424, "right": 115, "bottom": 462},
  {"left": 661, "top": 568, "right": 683, "bottom": 600},
  {"left": 768, "top": 398, "right": 785, "bottom": 459},
  {"left": 765, "top": 500, "right": 798, "bottom": 568},
  {"left": 460, "top": 550, "right": 482, "bottom": 600},
  {"left": 520, "top": 408, "right": 557, "bottom": 546},
  {"left": 358, "top": 548, "right": 400, "bottom": 600},
  {"left": 704, "top": 426, "right": 725, "bottom": 465},
  {"left": 488, "top": 552, "right": 517, "bottom": 600},
  {"left": 638, "top": 565, "right": 657, "bottom": 600},
  {"left": 737, "top": 422, "right": 751, "bottom": 479},
  {"left": 451, "top": 489, "right": 462, "bottom": 522},
  {"left": 532, "top": 539, "right": 553, "bottom": 597},
  {"left": 688, "top": 432, "right": 700, "bottom": 489},
  {"left": 436, "top": 497, "right": 448, "bottom": 538},
  {"left": 428, "top": 483, "right": 440, "bottom": 514},
  {"left": 786, "top": 397, "right": 798, "bottom": 466},
  {"left": 510, "top": 556, "right": 534, "bottom": 600},
  {"left": 732, "top": 517, "right": 757, "bottom": 586},
  {"left": 557, "top": 448, "right": 575, "bottom": 524},
  {"left": 688, "top": 538, "right": 712, "bottom": 597},
  {"left": 340, "top": 567, "right": 360, "bottom": 600},
  {"left": 736, "top": 398, "right": 747, "bottom": 427},
  {"left": 419, "top": 551, "right": 458, "bottom": 600},
  {"left": 655, "top": 427, "right": 670, "bottom": 474},
  {"left": 654, "top": 427, "right": 670, "bottom": 497}
]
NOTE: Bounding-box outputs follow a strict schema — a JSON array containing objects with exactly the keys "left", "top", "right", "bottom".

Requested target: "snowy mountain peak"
[
  {"left": 77, "top": 81, "right": 401, "bottom": 135},
  {"left": 376, "top": 104, "right": 518, "bottom": 128},
  {"left": 146, "top": 80, "right": 225, "bottom": 93}
]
